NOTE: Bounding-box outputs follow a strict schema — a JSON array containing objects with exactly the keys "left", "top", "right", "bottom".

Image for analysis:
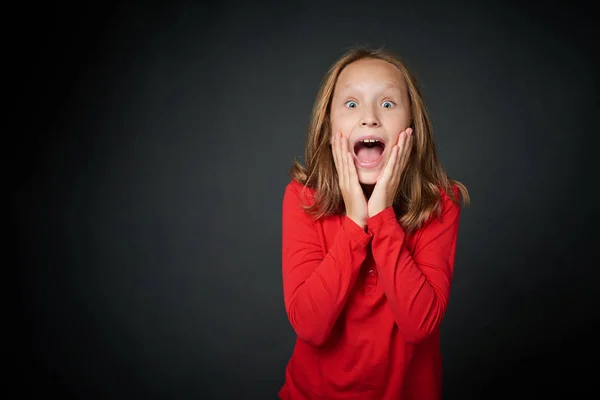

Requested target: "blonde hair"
[{"left": 290, "top": 46, "right": 470, "bottom": 233}]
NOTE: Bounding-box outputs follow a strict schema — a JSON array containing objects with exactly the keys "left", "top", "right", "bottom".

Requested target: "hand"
[
  {"left": 331, "top": 131, "right": 368, "bottom": 229},
  {"left": 368, "top": 128, "right": 413, "bottom": 217}
]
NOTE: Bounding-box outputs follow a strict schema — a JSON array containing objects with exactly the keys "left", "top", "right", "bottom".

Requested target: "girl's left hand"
[{"left": 367, "top": 127, "right": 413, "bottom": 217}]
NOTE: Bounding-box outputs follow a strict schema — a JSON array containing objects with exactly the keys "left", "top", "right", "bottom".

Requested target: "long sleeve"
[
  {"left": 281, "top": 181, "right": 371, "bottom": 347},
  {"left": 367, "top": 186, "right": 461, "bottom": 343}
]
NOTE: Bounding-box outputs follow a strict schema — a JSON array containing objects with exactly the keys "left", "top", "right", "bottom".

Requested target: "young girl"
[{"left": 279, "top": 47, "right": 470, "bottom": 400}]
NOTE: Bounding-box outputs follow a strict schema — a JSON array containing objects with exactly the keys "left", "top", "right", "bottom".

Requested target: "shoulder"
[
  {"left": 407, "top": 184, "right": 461, "bottom": 237},
  {"left": 440, "top": 184, "right": 461, "bottom": 206},
  {"left": 285, "top": 178, "right": 316, "bottom": 202},
  {"left": 417, "top": 184, "right": 460, "bottom": 230},
  {"left": 437, "top": 184, "right": 461, "bottom": 219},
  {"left": 285, "top": 178, "right": 304, "bottom": 192},
  {"left": 283, "top": 178, "right": 317, "bottom": 209}
]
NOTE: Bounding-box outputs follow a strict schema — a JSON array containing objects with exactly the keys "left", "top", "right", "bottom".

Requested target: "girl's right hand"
[{"left": 331, "top": 131, "right": 368, "bottom": 230}]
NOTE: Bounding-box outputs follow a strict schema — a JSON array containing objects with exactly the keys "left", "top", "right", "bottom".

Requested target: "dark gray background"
[{"left": 13, "top": 0, "right": 598, "bottom": 398}]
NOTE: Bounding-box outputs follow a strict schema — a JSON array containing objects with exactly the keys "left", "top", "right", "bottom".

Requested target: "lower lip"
[{"left": 353, "top": 150, "right": 385, "bottom": 169}]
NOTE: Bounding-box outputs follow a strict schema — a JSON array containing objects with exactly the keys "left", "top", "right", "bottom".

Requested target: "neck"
[{"left": 361, "top": 183, "right": 375, "bottom": 199}]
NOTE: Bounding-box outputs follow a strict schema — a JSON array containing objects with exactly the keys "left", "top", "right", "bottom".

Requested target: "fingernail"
[{"left": 408, "top": 128, "right": 413, "bottom": 135}]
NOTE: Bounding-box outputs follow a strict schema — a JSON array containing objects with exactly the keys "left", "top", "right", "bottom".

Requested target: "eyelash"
[{"left": 345, "top": 100, "right": 395, "bottom": 108}]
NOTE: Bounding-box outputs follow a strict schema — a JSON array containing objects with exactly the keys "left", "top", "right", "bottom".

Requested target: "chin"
[{"left": 357, "top": 170, "right": 382, "bottom": 185}]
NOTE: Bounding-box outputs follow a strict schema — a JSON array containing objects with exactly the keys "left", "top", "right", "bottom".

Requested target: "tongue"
[{"left": 356, "top": 146, "right": 383, "bottom": 163}]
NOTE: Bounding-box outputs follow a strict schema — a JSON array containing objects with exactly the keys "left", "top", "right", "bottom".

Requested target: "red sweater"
[{"left": 278, "top": 179, "right": 462, "bottom": 400}]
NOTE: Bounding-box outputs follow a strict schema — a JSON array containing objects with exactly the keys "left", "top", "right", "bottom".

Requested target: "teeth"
[{"left": 361, "top": 139, "right": 379, "bottom": 143}]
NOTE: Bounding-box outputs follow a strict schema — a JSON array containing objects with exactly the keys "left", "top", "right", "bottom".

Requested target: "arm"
[
  {"left": 367, "top": 187, "right": 461, "bottom": 343},
  {"left": 282, "top": 182, "right": 371, "bottom": 347}
]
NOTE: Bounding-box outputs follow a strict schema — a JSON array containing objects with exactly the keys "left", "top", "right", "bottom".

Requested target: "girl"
[{"left": 279, "top": 47, "right": 470, "bottom": 400}]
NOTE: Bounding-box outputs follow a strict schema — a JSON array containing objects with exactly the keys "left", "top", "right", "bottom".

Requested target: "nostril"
[{"left": 361, "top": 120, "right": 379, "bottom": 127}]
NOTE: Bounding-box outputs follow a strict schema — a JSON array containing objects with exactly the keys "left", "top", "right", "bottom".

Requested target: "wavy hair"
[{"left": 289, "top": 46, "right": 470, "bottom": 233}]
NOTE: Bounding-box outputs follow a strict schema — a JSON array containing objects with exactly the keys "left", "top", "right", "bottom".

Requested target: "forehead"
[{"left": 336, "top": 58, "right": 406, "bottom": 90}]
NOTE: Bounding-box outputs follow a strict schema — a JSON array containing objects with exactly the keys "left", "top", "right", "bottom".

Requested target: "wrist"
[
  {"left": 368, "top": 204, "right": 389, "bottom": 218},
  {"left": 347, "top": 214, "right": 367, "bottom": 230}
]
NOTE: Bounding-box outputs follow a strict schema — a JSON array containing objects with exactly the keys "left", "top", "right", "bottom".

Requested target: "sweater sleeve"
[
  {"left": 281, "top": 181, "right": 371, "bottom": 347},
  {"left": 366, "top": 186, "right": 461, "bottom": 343}
]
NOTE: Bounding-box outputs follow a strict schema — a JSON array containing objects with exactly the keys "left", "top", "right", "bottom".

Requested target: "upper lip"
[{"left": 352, "top": 134, "right": 387, "bottom": 151}]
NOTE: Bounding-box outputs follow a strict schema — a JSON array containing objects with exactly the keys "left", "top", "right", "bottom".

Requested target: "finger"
[
  {"left": 332, "top": 133, "right": 340, "bottom": 177},
  {"left": 392, "top": 130, "right": 407, "bottom": 166},
  {"left": 346, "top": 151, "right": 360, "bottom": 185},
  {"left": 334, "top": 133, "right": 346, "bottom": 188},
  {"left": 391, "top": 131, "right": 409, "bottom": 182},
  {"left": 331, "top": 134, "right": 340, "bottom": 169},
  {"left": 336, "top": 133, "right": 346, "bottom": 187},
  {"left": 401, "top": 128, "right": 412, "bottom": 155},
  {"left": 399, "top": 129, "right": 412, "bottom": 161},
  {"left": 399, "top": 130, "right": 412, "bottom": 165},
  {"left": 379, "top": 144, "right": 399, "bottom": 183},
  {"left": 340, "top": 134, "right": 349, "bottom": 187},
  {"left": 397, "top": 134, "right": 412, "bottom": 175},
  {"left": 395, "top": 131, "right": 407, "bottom": 163},
  {"left": 380, "top": 131, "right": 405, "bottom": 183}
]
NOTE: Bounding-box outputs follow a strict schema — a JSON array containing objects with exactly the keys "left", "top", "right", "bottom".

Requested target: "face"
[{"left": 330, "top": 58, "right": 411, "bottom": 185}]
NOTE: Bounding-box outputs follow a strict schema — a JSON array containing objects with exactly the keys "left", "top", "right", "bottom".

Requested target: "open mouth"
[{"left": 353, "top": 139, "right": 385, "bottom": 168}]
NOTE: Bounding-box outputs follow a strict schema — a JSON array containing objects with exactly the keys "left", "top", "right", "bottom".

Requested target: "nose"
[{"left": 359, "top": 108, "right": 380, "bottom": 127}]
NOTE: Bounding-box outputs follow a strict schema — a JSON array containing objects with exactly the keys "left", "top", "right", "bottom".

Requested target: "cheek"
[
  {"left": 331, "top": 113, "right": 355, "bottom": 135},
  {"left": 385, "top": 111, "right": 411, "bottom": 131}
]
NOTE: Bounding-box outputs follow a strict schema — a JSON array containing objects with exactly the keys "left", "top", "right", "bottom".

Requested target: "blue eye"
[
  {"left": 382, "top": 101, "right": 394, "bottom": 108},
  {"left": 345, "top": 100, "right": 358, "bottom": 108}
]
